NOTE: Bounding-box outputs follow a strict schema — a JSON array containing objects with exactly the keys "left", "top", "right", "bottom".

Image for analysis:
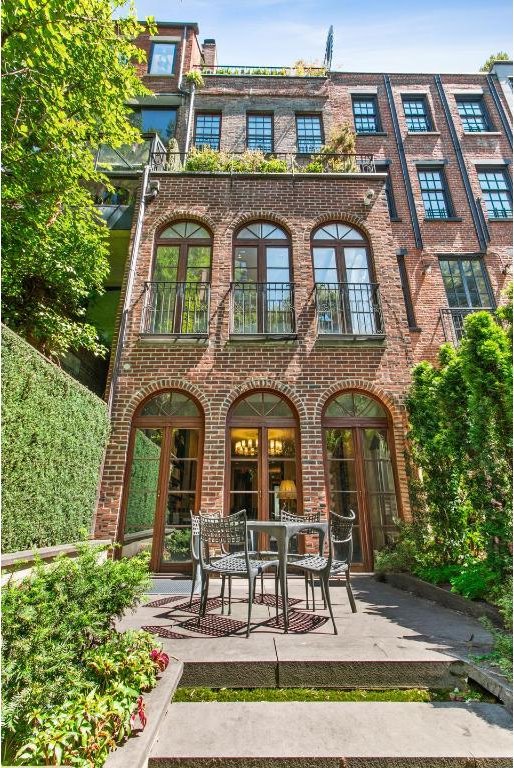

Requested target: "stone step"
[{"left": 149, "top": 701, "right": 512, "bottom": 767}]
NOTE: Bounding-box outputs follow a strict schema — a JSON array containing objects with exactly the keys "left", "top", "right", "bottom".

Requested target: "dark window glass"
[
  {"left": 194, "top": 113, "right": 221, "bottom": 150},
  {"left": 352, "top": 98, "right": 380, "bottom": 133},
  {"left": 457, "top": 99, "right": 489, "bottom": 132},
  {"left": 418, "top": 168, "right": 451, "bottom": 219},
  {"left": 439, "top": 258, "right": 491, "bottom": 308},
  {"left": 138, "top": 108, "right": 177, "bottom": 144},
  {"left": 477, "top": 169, "right": 512, "bottom": 218},
  {"left": 247, "top": 114, "right": 273, "bottom": 151},
  {"left": 148, "top": 43, "right": 176, "bottom": 75},
  {"left": 296, "top": 115, "right": 323, "bottom": 153},
  {"left": 403, "top": 98, "right": 431, "bottom": 131}
]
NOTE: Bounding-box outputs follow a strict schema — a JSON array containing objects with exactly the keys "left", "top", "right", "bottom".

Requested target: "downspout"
[
  {"left": 107, "top": 164, "right": 151, "bottom": 416},
  {"left": 184, "top": 83, "right": 196, "bottom": 153},
  {"left": 177, "top": 25, "right": 188, "bottom": 91}
]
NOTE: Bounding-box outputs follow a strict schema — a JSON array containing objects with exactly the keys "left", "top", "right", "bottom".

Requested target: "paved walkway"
[{"left": 118, "top": 575, "right": 494, "bottom": 675}]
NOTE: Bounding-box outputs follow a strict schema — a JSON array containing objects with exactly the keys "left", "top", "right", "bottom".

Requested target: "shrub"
[
  {"left": 414, "top": 563, "right": 462, "bottom": 585},
  {"left": 1, "top": 325, "right": 109, "bottom": 552},
  {"left": 449, "top": 561, "right": 499, "bottom": 600},
  {"left": 1, "top": 544, "right": 152, "bottom": 763},
  {"left": 184, "top": 69, "right": 204, "bottom": 88}
]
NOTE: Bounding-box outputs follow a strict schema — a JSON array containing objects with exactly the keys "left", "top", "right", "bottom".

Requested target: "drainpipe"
[
  {"left": 184, "top": 83, "right": 196, "bottom": 154},
  {"left": 177, "top": 25, "right": 188, "bottom": 91},
  {"left": 107, "top": 164, "right": 151, "bottom": 416}
]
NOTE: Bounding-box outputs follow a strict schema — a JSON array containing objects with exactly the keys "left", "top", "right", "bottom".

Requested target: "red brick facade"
[{"left": 94, "top": 23, "right": 512, "bottom": 570}]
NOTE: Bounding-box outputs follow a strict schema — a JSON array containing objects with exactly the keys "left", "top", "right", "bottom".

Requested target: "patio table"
[{"left": 246, "top": 519, "right": 328, "bottom": 631}]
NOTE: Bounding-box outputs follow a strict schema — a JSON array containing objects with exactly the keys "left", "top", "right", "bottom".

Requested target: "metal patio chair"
[
  {"left": 279, "top": 508, "right": 322, "bottom": 610},
  {"left": 288, "top": 509, "right": 357, "bottom": 634},
  {"left": 198, "top": 509, "right": 280, "bottom": 637},
  {"left": 190, "top": 510, "right": 239, "bottom": 615}
]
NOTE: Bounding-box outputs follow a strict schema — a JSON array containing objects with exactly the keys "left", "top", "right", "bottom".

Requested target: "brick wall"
[{"left": 95, "top": 173, "right": 414, "bottom": 545}]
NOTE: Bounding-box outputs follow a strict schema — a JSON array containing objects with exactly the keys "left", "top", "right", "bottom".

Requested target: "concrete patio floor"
[{"left": 117, "top": 574, "right": 496, "bottom": 688}]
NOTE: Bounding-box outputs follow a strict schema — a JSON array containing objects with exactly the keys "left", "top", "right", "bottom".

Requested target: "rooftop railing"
[
  {"left": 150, "top": 151, "right": 376, "bottom": 174},
  {"left": 94, "top": 133, "right": 166, "bottom": 173},
  {"left": 194, "top": 64, "right": 327, "bottom": 77},
  {"left": 440, "top": 306, "right": 493, "bottom": 345}
]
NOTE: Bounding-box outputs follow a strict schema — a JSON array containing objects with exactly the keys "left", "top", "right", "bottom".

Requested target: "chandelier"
[{"left": 234, "top": 438, "right": 284, "bottom": 456}]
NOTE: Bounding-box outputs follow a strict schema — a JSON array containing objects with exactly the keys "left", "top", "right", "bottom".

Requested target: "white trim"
[
  {"left": 348, "top": 87, "right": 378, "bottom": 95},
  {"left": 449, "top": 89, "right": 484, "bottom": 96},
  {"left": 150, "top": 36, "right": 181, "bottom": 42}
]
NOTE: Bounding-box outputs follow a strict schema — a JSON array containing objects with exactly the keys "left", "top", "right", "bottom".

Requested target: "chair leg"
[
  {"left": 346, "top": 573, "right": 357, "bottom": 614},
  {"left": 220, "top": 575, "right": 226, "bottom": 615},
  {"left": 198, "top": 573, "right": 208, "bottom": 623},
  {"left": 322, "top": 574, "right": 337, "bottom": 635},
  {"left": 228, "top": 575, "right": 232, "bottom": 615},
  {"left": 310, "top": 573, "right": 316, "bottom": 612},
  {"left": 260, "top": 572, "right": 264, "bottom": 602},
  {"left": 304, "top": 573, "right": 310, "bottom": 609},
  {"left": 247, "top": 574, "right": 256, "bottom": 638},
  {"left": 275, "top": 571, "right": 280, "bottom": 618},
  {"left": 190, "top": 562, "right": 197, "bottom": 607}
]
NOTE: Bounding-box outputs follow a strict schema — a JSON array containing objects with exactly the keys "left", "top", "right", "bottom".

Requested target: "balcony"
[
  {"left": 141, "top": 282, "right": 210, "bottom": 337},
  {"left": 314, "top": 283, "right": 385, "bottom": 339},
  {"left": 150, "top": 151, "right": 377, "bottom": 174},
  {"left": 230, "top": 282, "right": 296, "bottom": 338},
  {"left": 95, "top": 133, "right": 166, "bottom": 173},
  {"left": 193, "top": 63, "right": 327, "bottom": 78},
  {"left": 440, "top": 306, "right": 493, "bottom": 345}
]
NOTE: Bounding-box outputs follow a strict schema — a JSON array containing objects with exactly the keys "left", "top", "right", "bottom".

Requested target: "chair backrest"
[
  {"left": 198, "top": 509, "right": 248, "bottom": 567},
  {"left": 279, "top": 509, "right": 321, "bottom": 524},
  {"left": 329, "top": 509, "right": 355, "bottom": 565},
  {"left": 191, "top": 510, "right": 222, "bottom": 561}
]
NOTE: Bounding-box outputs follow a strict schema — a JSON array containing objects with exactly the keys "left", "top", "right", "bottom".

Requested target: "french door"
[
  {"left": 323, "top": 393, "right": 399, "bottom": 571},
  {"left": 121, "top": 391, "right": 203, "bottom": 573},
  {"left": 227, "top": 392, "right": 301, "bottom": 551}
]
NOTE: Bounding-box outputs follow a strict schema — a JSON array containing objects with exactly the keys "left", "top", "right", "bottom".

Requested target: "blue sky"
[{"left": 131, "top": 0, "right": 512, "bottom": 73}]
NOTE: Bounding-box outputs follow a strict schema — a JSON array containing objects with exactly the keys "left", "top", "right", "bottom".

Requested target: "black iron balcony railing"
[
  {"left": 315, "top": 283, "right": 384, "bottom": 337},
  {"left": 230, "top": 282, "right": 295, "bottom": 336},
  {"left": 150, "top": 151, "right": 376, "bottom": 174},
  {"left": 440, "top": 306, "right": 493, "bottom": 345},
  {"left": 193, "top": 63, "right": 327, "bottom": 77},
  {"left": 141, "top": 282, "right": 210, "bottom": 336}
]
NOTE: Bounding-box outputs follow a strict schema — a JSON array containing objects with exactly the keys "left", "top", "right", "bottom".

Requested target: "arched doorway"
[
  {"left": 120, "top": 390, "right": 203, "bottom": 572},
  {"left": 322, "top": 391, "right": 399, "bottom": 571},
  {"left": 227, "top": 391, "right": 301, "bottom": 551}
]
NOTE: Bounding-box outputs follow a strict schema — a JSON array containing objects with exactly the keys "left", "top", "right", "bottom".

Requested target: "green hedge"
[{"left": 1, "top": 325, "right": 109, "bottom": 552}]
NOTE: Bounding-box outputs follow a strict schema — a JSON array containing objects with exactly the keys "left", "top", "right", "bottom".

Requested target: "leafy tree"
[
  {"left": 480, "top": 51, "right": 511, "bottom": 72},
  {"left": 1, "top": 0, "right": 154, "bottom": 357}
]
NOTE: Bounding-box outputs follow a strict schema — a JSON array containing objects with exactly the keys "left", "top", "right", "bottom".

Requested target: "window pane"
[
  {"left": 194, "top": 113, "right": 221, "bottom": 150},
  {"left": 313, "top": 224, "right": 363, "bottom": 241},
  {"left": 247, "top": 114, "right": 273, "bottom": 151},
  {"left": 478, "top": 170, "right": 512, "bottom": 218},
  {"left": 140, "top": 108, "right": 177, "bottom": 144},
  {"left": 154, "top": 246, "right": 179, "bottom": 281},
  {"left": 418, "top": 169, "right": 449, "bottom": 218},
  {"left": 141, "top": 391, "right": 199, "bottom": 417},
  {"left": 296, "top": 115, "right": 323, "bottom": 153},
  {"left": 237, "top": 223, "right": 287, "bottom": 239},
  {"left": 149, "top": 43, "right": 176, "bottom": 75},
  {"left": 352, "top": 99, "right": 378, "bottom": 133},
  {"left": 458, "top": 100, "right": 488, "bottom": 132},
  {"left": 403, "top": 99, "right": 430, "bottom": 132},
  {"left": 186, "top": 246, "right": 211, "bottom": 282},
  {"left": 234, "top": 247, "right": 258, "bottom": 282}
]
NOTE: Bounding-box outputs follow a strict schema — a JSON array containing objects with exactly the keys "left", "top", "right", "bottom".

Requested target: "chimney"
[{"left": 202, "top": 39, "right": 217, "bottom": 68}]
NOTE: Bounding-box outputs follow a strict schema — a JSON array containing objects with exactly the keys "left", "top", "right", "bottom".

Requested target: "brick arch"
[
  {"left": 219, "top": 379, "right": 308, "bottom": 423},
  {"left": 227, "top": 211, "right": 294, "bottom": 239},
  {"left": 314, "top": 380, "right": 405, "bottom": 422},
  {"left": 307, "top": 213, "right": 372, "bottom": 244},
  {"left": 150, "top": 210, "right": 217, "bottom": 240},
  {"left": 122, "top": 379, "right": 211, "bottom": 422}
]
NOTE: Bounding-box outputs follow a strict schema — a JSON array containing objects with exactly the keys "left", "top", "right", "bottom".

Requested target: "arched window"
[
  {"left": 312, "top": 223, "right": 381, "bottom": 336},
  {"left": 227, "top": 391, "right": 301, "bottom": 550},
  {"left": 322, "top": 391, "right": 398, "bottom": 570},
  {"left": 144, "top": 222, "right": 212, "bottom": 335},
  {"left": 232, "top": 222, "right": 294, "bottom": 335},
  {"left": 121, "top": 391, "right": 203, "bottom": 572}
]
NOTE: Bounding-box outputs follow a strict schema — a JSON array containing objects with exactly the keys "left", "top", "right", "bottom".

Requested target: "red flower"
[
  {"left": 150, "top": 648, "right": 170, "bottom": 671},
  {"left": 130, "top": 695, "right": 147, "bottom": 730}
]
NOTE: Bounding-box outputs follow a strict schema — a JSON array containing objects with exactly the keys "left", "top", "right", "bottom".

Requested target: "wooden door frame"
[
  {"left": 321, "top": 398, "right": 401, "bottom": 572},
  {"left": 225, "top": 391, "right": 303, "bottom": 546},
  {"left": 118, "top": 391, "right": 204, "bottom": 574}
]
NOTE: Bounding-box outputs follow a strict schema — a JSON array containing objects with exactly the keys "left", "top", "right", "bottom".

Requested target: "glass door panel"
[
  {"left": 229, "top": 428, "right": 259, "bottom": 520},
  {"left": 324, "top": 428, "right": 363, "bottom": 563},
  {"left": 123, "top": 428, "right": 163, "bottom": 556},
  {"left": 362, "top": 428, "right": 398, "bottom": 551},
  {"left": 161, "top": 428, "right": 199, "bottom": 566},
  {"left": 344, "top": 247, "right": 374, "bottom": 334}
]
